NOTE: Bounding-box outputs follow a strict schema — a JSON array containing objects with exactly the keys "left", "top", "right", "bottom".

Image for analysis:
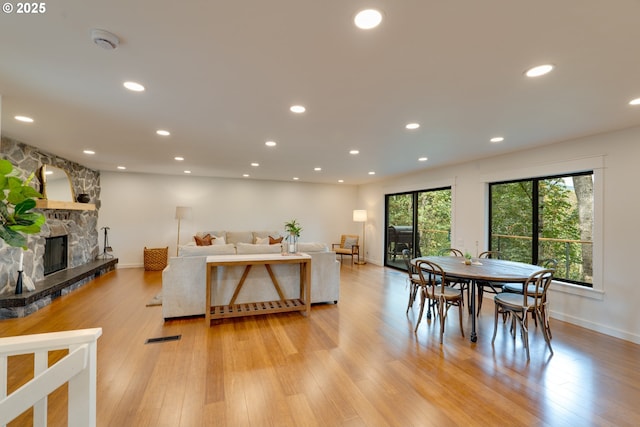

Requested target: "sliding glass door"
[{"left": 385, "top": 187, "right": 452, "bottom": 270}]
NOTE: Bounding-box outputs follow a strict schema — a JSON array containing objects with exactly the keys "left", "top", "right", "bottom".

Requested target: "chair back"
[
  {"left": 402, "top": 249, "right": 417, "bottom": 276},
  {"left": 439, "top": 248, "right": 463, "bottom": 257},
  {"left": 540, "top": 258, "right": 558, "bottom": 270},
  {"left": 522, "top": 269, "right": 555, "bottom": 307},
  {"left": 416, "top": 260, "right": 446, "bottom": 298},
  {"left": 479, "top": 250, "right": 501, "bottom": 259},
  {"left": 340, "top": 234, "right": 359, "bottom": 249}
]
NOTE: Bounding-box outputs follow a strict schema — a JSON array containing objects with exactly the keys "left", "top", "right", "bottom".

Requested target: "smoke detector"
[{"left": 91, "top": 29, "right": 119, "bottom": 50}]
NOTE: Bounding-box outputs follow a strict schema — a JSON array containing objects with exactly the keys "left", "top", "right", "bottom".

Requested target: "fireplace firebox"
[{"left": 44, "top": 235, "right": 68, "bottom": 275}]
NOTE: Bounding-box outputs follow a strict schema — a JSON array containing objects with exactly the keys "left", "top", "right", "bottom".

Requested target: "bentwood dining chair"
[
  {"left": 438, "top": 248, "right": 471, "bottom": 312},
  {"left": 491, "top": 269, "right": 555, "bottom": 360},
  {"left": 503, "top": 259, "right": 558, "bottom": 336},
  {"left": 402, "top": 249, "right": 422, "bottom": 314},
  {"left": 415, "top": 260, "right": 464, "bottom": 344},
  {"left": 476, "top": 250, "right": 502, "bottom": 314}
]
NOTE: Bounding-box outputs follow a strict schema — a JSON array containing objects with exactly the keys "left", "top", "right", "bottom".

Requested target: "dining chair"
[
  {"left": 438, "top": 248, "right": 471, "bottom": 313},
  {"left": 502, "top": 259, "right": 558, "bottom": 336},
  {"left": 402, "top": 249, "right": 422, "bottom": 314},
  {"left": 491, "top": 269, "right": 555, "bottom": 360},
  {"left": 476, "top": 250, "right": 502, "bottom": 314},
  {"left": 415, "top": 260, "right": 464, "bottom": 343}
]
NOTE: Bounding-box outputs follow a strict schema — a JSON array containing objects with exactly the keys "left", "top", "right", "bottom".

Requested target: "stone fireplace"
[{"left": 0, "top": 137, "right": 102, "bottom": 299}]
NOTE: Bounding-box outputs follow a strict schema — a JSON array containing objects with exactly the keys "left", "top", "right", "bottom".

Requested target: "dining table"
[{"left": 412, "top": 255, "right": 545, "bottom": 342}]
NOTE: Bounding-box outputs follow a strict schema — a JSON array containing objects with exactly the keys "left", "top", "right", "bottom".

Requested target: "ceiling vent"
[{"left": 91, "top": 29, "right": 119, "bottom": 50}]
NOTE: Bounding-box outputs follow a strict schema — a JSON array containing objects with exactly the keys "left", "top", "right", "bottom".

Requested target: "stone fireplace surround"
[{"left": 0, "top": 137, "right": 115, "bottom": 317}]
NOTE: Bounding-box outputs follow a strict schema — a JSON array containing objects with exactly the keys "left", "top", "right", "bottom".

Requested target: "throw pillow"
[
  {"left": 269, "top": 235, "right": 283, "bottom": 245},
  {"left": 194, "top": 234, "right": 213, "bottom": 246},
  {"left": 344, "top": 236, "right": 358, "bottom": 249},
  {"left": 212, "top": 235, "right": 226, "bottom": 245},
  {"left": 255, "top": 236, "right": 270, "bottom": 245}
]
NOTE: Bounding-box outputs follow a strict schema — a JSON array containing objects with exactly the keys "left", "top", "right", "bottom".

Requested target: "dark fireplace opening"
[{"left": 44, "top": 235, "right": 68, "bottom": 276}]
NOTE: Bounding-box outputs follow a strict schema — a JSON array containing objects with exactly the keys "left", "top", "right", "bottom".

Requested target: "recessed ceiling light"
[
  {"left": 405, "top": 123, "right": 420, "bottom": 130},
  {"left": 525, "top": 64, "right": 554, "bottom": 77},
  {"left": 290, "top": 105, "right": 306, "bottom": 113},
  {"left": 293, "top": 177, "right": 299, "bottom": 181},
  {"left": 629, "top": 98, "right": 640, "bottom": 106},
  {"left": 174, "top": 156, "right": 184, "bottom": 161},
  {"left": 15, "top": 115, "right": 34, "bottom": 123},
  {"left": 123, "top": 81, "right": 145, "bottom": 92},
  {"left": 368, "top": 171, "right": 376, "bottom": 175},
  {"left": 349, "top": 150, "right": 360, "bottom": 155},
  {"left": 265, "top": 140, "right": 277, "bottom": 147},
  {"left": 314, "top": 167, "right": 322, "bottom": 171},
  {"left": 83, "top": 150, "right": 95, "bottom": 155},
  {"left": 338, "top": 179, "right": 344, "bottom": 183},
  {"left": 184, "top": 170, "right": 191, "bottom": 174},
  {"left": 117, "top": 166, "right": 126, "bottom": 170},
  {"left": 156, "top": 130, "right": 170, "bottom": 136},
  {"left": 490, "top": 137, "right": 504, "bottom": 143},
  {"left": 243, "top": 174, "right": 250, "bottom": 178},
  {"left": 354, "top": 9, "right": 382, "bottom": 29},
  {"left": 418, "top": 157, "right": 428, "bottom": 162},
  {"left": 251, "top": 162, "right": 259, "bottom": 167}
]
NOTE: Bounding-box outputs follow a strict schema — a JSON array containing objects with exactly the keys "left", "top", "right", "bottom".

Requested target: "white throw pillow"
[
  {"left": 212, "top": 235, "right": 226, "bottom": 245},
  {"left": 344, "top": 237, "right": 358, "bottom": 249},
  {"left": 255, "top": 236, "right": 270, "bottom": 245}
]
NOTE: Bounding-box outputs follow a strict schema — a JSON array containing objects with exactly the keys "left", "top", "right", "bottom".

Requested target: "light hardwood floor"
[{"left": 2, "top": 264, "right": 640, "bottom": 426}]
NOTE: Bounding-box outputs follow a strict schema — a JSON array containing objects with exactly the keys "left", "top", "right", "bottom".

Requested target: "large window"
[
  {"left": 489, "top": 172, "right": 594, "bottom": 287},
  {"left": 385, "top": 187, "right": 452, "bottom": 269}
]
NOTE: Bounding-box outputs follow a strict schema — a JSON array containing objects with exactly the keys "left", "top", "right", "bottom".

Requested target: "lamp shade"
[
  {"left": 353, "top": 209, "right": 367, "bottom": 222},
  {"left": 175, "top": 206, "right": 192, "bottom": 220}
]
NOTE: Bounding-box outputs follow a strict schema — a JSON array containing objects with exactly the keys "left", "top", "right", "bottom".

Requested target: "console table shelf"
[{"left": 209, "top": 298, "right": 306, "bottom": 319}]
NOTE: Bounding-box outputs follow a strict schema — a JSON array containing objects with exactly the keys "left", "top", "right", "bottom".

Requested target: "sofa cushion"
[
  {"left": 194, "top": 234, "right": 213, "bottom": 246},
  {"left": 236, "top": 242, "right": 282, "bottom": 254},
  {"left": 179, "top": 243, "right": 236, "bottom": 257},
  {"left": 226, "top": 231, "right": 254, "bottom": 245},
  {"left": 298, "top": 242, "right": 329, "bottom": 253}
]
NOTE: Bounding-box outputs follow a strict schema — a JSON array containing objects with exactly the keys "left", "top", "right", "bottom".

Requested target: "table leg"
[{"left": 470, "top": 279, "right": 477, "bottom": 342}]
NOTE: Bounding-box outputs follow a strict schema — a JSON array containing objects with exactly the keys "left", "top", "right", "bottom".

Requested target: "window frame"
[
  {"left": 480, "top": 155, "right": 604, "bottom": 298},
  {"left": 488, "top": 171, "right": 594, "bottom": 287}
]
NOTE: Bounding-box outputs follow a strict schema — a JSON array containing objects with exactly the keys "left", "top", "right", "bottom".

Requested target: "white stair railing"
[{"left": 0, "top": 328, "right": 102, "bottom": 427}]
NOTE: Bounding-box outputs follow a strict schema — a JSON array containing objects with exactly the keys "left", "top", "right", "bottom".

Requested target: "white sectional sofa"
[{"left": 161, "top": 230, "right": 340, "bottom": 320}]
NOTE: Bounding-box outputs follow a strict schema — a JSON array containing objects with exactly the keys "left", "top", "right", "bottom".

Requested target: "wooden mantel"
[{"left": 35, "top": 199, "right": 96, "bottom": 211}]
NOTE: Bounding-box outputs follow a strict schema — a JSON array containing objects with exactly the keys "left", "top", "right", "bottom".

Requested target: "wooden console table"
[{"left": 205, "top": 253, "right": 311, "bottom": 325}]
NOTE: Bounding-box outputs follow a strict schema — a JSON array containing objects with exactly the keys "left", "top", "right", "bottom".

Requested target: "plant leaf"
[{"left": 0, "top": 159, "right": 13, "bottom": 175}]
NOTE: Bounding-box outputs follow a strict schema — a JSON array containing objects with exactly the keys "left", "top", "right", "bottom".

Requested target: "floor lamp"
[
  {"left": 175, "top": 206, "right": 192, "bottom": 256},
  {"left": 353, "top": 209, "right": 367, "bottom": 265}
]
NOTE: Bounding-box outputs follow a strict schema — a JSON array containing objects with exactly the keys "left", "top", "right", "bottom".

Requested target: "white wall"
[
  {"left": 358, "top": 125, "right": 640, "bottom": 343},
  {"left": 98, "top": 172, "right": 360, "bottom": 266}
]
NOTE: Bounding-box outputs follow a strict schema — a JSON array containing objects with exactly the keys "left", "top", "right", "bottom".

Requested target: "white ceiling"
[{"left": 1, "top": 0, "right": 640, "bottom": 185}]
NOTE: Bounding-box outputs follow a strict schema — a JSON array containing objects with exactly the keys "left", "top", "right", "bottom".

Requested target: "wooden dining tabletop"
[{"left": 412, "top": 255, "right": 544, "bottom": 342}]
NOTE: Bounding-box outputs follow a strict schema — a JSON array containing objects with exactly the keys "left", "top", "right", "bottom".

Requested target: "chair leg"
[
  {"left": 414, "top": 289, "right": 426, "bottom": 332},
  {"left": 477, "top": 286, "right": 484, "bottom": 315},
  {"left": 457, "top": 300, "right": 465, "bottom": 338},
  {"left": 438, "top": 298, "right": 446, "bottom": 344},
  {"left": 406, "top": 283, "right": 417, "bottom": 314},
  {"left": 492, "top": 302, "right": 499, "bottom": 344},
  {"left": 537, "top": 308, "right": 554, "bottom": 355},
  {"left": 522, "top": 312, "right": 530, "bottom": 360}
]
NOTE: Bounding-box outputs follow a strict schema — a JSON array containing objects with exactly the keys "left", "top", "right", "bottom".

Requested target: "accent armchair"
[{"left": 332, "top": 234, "right": 360, "bottom": 265}]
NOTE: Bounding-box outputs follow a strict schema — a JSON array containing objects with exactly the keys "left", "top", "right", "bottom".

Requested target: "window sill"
[{"left": 549, "top": 280, "right": 604, "bottom": 300}]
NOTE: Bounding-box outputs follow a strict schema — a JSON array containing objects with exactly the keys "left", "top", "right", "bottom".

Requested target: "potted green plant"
[
  {"left": 0, "top": 159, "right": 45, "bottom": 249},
  {"left": 464, "top": 251, "right": 473, "bottom": 265},
  {"left": 284, "top": 219, "right": 302, "bottom": 253}
]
